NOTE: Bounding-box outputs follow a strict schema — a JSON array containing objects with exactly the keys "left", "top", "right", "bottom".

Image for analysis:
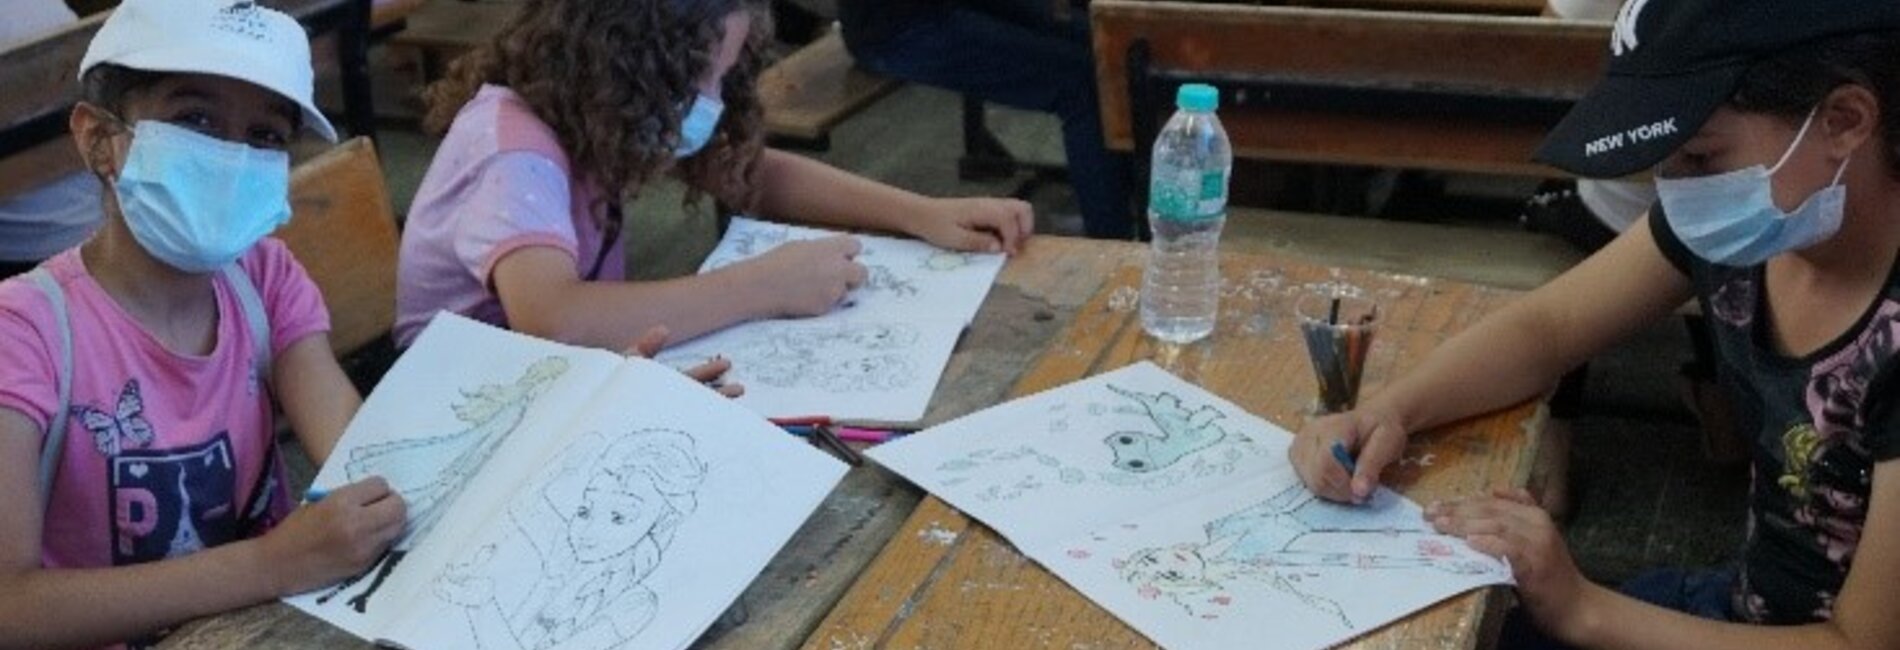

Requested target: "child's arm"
[
  {"left": 493, "top": 236, "right": 867, "bottom": 349},
  {"left": 273, "top": 334, "right": 363, "bottom": 466},
  {"left": 1290, "top": 217, "right": 1694, "bottom": 502},
  {"left": 1432, "top": 477, "right": 1900, "bottom": 650},
  {"left": 0, "top": 409, "right": 404, "bottom": 650},
  {"left": 732, "top": 148, "right": 1035, "bottom": 255}
]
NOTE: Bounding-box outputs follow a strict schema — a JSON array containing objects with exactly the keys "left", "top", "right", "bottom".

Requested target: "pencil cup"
[{"left": 1295, "top": 289, "right": 1380, "bottom": 414}]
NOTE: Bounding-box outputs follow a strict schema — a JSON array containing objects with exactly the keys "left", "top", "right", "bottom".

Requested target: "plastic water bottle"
[{"left": 1140, "top": 84, "right": 1231, "bottom": 344}]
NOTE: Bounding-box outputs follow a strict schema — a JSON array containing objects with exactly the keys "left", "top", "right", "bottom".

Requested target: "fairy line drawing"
[
  {"left": 433, "top": 429, "right": 707, "bottom": 650},
  {"left": 933, "top": 384, "right": 1265, "bottom": 499},
  {"left": 1108, "top": 483, "right": 1499, "bottom": 629},
  {"left": 316, "top": 357, "right": 572, "bottom": 613}
]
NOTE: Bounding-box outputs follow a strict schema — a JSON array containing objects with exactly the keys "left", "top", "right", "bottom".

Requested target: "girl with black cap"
[{"left": 1291, "top": 1, "right": 1900, "bottom": 647}]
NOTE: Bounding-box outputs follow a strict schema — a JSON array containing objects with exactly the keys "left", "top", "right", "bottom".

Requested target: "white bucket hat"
[{"left": 78, "top": 0, "right": 337, "bottom": 142}]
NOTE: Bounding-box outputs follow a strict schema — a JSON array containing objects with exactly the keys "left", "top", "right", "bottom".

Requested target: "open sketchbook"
[
  {"left": 654, "top": 217, "right": 1005, "bottom": 422},
  {"left": 286, "top": 314, "right": 847, "bottom": 650},
  {"left": 867, "top": 362, "right": 1513, "bottom": 650}
]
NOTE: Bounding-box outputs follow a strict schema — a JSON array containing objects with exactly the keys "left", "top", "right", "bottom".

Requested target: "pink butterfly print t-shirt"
[{"left": 0, "top": 240, "right": 327, "bottom": 582}]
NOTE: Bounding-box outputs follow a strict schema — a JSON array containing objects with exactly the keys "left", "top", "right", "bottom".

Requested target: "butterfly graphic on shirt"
[{"left": 71, "top": 379, "right": 156, "bottom": 456}]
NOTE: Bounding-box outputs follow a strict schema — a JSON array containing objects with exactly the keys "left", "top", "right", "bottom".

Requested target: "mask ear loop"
[
  {"left": 1768, "top": 105, "right": 1854, "bottom": 190},
  {"left": 1767, "top": 105, "right": 1822, "bottom": 175}
]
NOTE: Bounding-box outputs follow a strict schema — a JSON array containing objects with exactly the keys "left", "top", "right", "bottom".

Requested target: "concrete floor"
[{"left": 345, "top": 50, "right": 1746, "bottom": 589}]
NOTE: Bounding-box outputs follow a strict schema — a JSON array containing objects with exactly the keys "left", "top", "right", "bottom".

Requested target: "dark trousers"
[
  {"left": 1500, "top": 568, "right": 1737, "bottom": 649},
  {"left": 842, "top": 1, "right": 1136, "bottom": 238}
]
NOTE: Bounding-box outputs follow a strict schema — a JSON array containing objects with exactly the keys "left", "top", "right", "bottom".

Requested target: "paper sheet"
[
  {"left": 656, "top": 218, "right": 1005, "bottom": 422},
  {"left": 867, "top": 362, "right": 1513, "bottom": 650},
  {"left": 287, "top": 314, "right": 846, "bottom": 650}
]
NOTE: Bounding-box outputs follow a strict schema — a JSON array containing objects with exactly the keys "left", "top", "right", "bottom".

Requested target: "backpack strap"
[
  {"left": 23, "top": 269, "right": 73, "bottom": 514},
  {"left": 219, "top": 263, "right": 273, "bottom": 381}
]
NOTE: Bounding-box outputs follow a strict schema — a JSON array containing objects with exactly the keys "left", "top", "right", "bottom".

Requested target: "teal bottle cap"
[{"left": 1176, "top": 84, "right": 1218, "bottom": 112}]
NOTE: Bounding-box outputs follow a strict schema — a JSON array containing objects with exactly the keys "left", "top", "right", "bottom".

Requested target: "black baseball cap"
[{"left": 1535, "top": 0, "right": 1900, "bottom": 178}]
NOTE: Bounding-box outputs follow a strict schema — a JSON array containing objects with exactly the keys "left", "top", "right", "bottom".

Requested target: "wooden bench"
[
  {"left": 281, "top": 137, "right": 401, "bottom": 358},
  {"left": 1093, "top": 1, "right": 1610, "bottom": 177},
  {"left": 0, "top": 11, "right": 108, "bottom": 199},
  {"left": 383, "top": 0, "right": 516, "bottom": 80},
  {"left": 369, "top": 0, "right": 430, "bottom": 33},
  {"left": 759, "top": 30, "right": 900, "bottom": 149}
]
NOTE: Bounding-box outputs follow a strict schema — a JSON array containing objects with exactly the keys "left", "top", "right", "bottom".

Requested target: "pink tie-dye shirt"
[{"left": 395, "top": 84, "right": 622, "bottom": 347}]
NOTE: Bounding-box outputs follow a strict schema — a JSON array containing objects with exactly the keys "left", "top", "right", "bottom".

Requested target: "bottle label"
[
  {"left": 1198, "top": 170, "right": 1227, "bottom": 215},
  {"left": 1151, "top": 169, "right": 1227, "bottom": 221}
]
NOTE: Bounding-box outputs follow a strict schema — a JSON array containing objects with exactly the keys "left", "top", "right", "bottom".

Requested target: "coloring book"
[
  {"left": 867, "top": 362, "right": 1513, "bottom": 650},
  {"left": 287, "top": 314, "right": 847, "bottom": 650},
  {"left": 654, "top": 218, "right": 1005, "bottom": 422}
]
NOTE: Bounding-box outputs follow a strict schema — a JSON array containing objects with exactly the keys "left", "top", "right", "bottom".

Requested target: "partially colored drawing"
[{"left": 1111, "top": 483, "right": 1499, "bottom": 629}]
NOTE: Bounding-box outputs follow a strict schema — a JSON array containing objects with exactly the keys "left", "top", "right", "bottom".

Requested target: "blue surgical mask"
[
  {"left": 114, "top": 120, "right": 292, "bottom": 273},
  {"left": 1657, "top": 108, "right": 1850, "bottom": 267},
  {"left": 675, "top": 94, "right": 725, "bottom": 158}
]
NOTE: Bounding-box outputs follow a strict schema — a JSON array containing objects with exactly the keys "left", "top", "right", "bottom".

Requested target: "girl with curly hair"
[{"left": 395, "top": 0, "right": 1035, "bottom": 351}]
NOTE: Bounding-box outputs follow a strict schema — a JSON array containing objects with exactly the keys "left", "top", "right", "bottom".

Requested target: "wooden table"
[
  {"left": 160, "top": 237, "right": 1541, "bottom": 649},
  {"left": 801, "top": 244, "right": 1546, "bottom": 649}
]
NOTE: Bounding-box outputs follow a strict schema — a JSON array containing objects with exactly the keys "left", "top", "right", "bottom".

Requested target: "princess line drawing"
[
  {"left": 316, "top": 357, "right": 571, "bottom": 613},
  {"left": 1111, "top": 483, "right": 1498, "bottom": 629},
  {"left": 434, "top": 429, "right": 706, "bottom": 650}
]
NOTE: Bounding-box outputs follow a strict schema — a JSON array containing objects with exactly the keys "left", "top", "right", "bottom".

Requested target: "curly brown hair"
[{"left": 423, "top": 0, "right": 771, "bottom": 226}]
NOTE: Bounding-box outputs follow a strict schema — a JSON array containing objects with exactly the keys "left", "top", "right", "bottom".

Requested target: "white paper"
[
  {"left": 288, "top": 314, "right": 846, "bottom": 650},
  {"left": 867, "top": 362, "right": 1513, "bottom": 650},
  {"left": 656, "top": 217, "right": 1005, "bottom": 422}
]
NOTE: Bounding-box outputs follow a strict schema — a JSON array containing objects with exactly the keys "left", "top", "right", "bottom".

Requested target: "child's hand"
[
  {"left": 261, "top": 477, "right": 407, "bottom": 596},
  {"left": 624, "top": 326, "right": 744, "bottom": 398},
  {"left": 746, "top": 235, "right": 868, "bottom": 317},
  {"left": 1427, "top": 488, "right": 1592, "bottom": 637},
  {"left": 1290, "top": 408, "right": 1406, "bottom": 503},
  {"left": 912, "top": 197, "right": 1035, "bottom": 256}
]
